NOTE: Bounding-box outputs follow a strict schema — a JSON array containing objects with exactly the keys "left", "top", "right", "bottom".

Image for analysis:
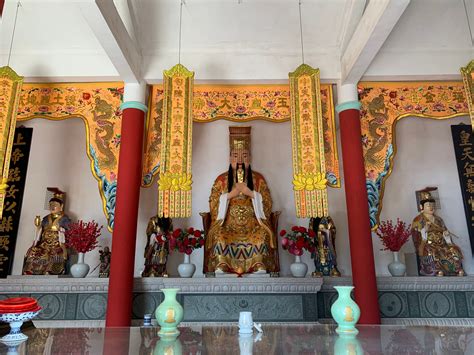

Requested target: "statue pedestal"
[
  {"left": 0, "top": 276, "right": 322, "bottom": 326},
  {"left": 3, "top": 275, "right": 474, "bottom": 327}
]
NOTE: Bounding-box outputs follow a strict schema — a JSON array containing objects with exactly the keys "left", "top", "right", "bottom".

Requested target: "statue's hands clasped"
[{"left": 228, "top": 183, "right": 254, "bottom": 199}]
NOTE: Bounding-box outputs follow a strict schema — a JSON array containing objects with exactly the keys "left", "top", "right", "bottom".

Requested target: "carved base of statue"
[{"left": 22, "top": 242, "right": 67, "bottom": 275}]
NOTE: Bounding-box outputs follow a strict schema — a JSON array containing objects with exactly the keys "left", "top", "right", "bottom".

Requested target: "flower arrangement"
[
  {"left": 65, "top": 220, "right": 102, "bottom": 253},
  {"left": 376, "top": 219, "right": 411, "bottom": 252},
  {"left": 168, "top": 228, "right": 205, "bottom": 255},
  {"left": 279, "top": 226, "right": 316, "bottom": 256}
]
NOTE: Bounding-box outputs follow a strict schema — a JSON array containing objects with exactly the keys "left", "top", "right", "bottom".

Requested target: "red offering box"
[{"left": 0, "top": 297, "right": 39, "bottom": 314}]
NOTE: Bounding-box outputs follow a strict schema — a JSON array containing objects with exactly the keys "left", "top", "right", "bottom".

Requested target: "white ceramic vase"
[
  {"left": 388, "top": 251, "right": 406, "bottom": 277},
  {"left": 290, "top": 255, "right": 307, "bottom": 277},
  {"left": 70, "top": 252, "right": 90, "bottom": 278},
  {"left": 178, "top": 253, "right": 196, "bottom": 278}
]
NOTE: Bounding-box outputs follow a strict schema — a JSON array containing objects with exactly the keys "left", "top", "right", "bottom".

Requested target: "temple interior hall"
[{"left": 0, "top": 0, "right": 473, "bottom": 353}]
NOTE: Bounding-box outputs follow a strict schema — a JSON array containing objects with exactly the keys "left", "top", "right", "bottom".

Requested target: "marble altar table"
[{"left": 1, "top": 324, "right": 473, "bottom": 354}]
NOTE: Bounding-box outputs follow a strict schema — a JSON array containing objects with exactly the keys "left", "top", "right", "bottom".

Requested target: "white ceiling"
[{"left": 0, "top": 0, "right": 472, "bottom": 82}]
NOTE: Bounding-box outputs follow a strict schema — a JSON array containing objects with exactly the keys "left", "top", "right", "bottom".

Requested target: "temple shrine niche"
[{"left": 0, "top": 1, "right": 473, "bottom": 345}]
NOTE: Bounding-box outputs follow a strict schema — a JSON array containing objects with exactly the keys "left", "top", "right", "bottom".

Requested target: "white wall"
[
  {"left": 12, "top": 115, "right": 473, "bottom": 277},
  {"left": 13, "top": 118, "right": 112, "bottom": 275},
  {"left": 376, "top": 115, "right": 473, "bottom": 275}
]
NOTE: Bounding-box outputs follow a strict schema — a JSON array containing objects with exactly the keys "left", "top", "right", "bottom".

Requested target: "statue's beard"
[{"left": 227, "top": 164, "right": 254, "bottom": 192}]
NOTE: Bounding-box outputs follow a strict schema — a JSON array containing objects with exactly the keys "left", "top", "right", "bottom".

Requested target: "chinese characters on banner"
[
  {"left": 289, "top": 64, "right": 329, "bottom": 218},
  {"left": 451, "top": 124, "right": 474, "bottom": 254},
  {"left": 0, "top": 127, "right": 32, "bottom": 277},
  {"left": 158, "top": 64, "right": 194, "bottom": 218}
]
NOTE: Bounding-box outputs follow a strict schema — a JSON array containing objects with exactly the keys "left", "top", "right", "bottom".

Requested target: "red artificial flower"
[
  {"left": 169, "top": 227, "right": 205, "bottom": 253},
  {"left": 280, "top": 225, "right": 318, "bottom": 255},
  {"left": 376, "top": 218, "right": 411, "bottom": 252},
  {"left": 169, "top": 238, "right": 176, "bottom": 248},
  {"left": 65, "top": 220, "right": 102, "bottom": 253},
  {"left": 185, "top": 248, "right": 193, "bottom": 255},
  {"left": 82, "top": 93, "right": 91, "bottom": 100},
  {"left": 296, "top": 238, "right": 305, "bottom": 249}
]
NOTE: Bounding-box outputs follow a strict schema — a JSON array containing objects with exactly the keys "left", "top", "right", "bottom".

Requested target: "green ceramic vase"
[
  {"left": 334, "top": 334, "right": 363, "bottom": 355},
  {"left": 153, "top": 334, "right": 182, "bottom": 355},
  {"left": 330, "top": 286, "right": 360, "bottom": 335},
  {"left": 155, "top": 288, "right": 184, "bottom": 337}
]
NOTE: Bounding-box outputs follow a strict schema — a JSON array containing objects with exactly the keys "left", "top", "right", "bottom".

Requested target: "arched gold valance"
[
  {"left": 359, "top": 81, "right": 469, "bottom": 229},
  {"left": 143, "top": 83, "right": 339, "bottom": 189},
  {"left": 16, "top": 82, "right": 124, "bottom": 231}
]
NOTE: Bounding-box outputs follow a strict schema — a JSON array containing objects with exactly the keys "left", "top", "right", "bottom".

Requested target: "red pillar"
[
  {"left": 106, "top": 102, "right": 146, "bottom": 327},
  {"left": 338, "top": 103, "right": 381, "bottom": 324}
]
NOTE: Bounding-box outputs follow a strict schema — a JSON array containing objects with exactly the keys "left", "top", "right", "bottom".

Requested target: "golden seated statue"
[
  {"left": 411, "top": 188, "right": 465, "bottom": 277},
  {"left": 201, "top": 126, "right": 280, "bottom": 276}
]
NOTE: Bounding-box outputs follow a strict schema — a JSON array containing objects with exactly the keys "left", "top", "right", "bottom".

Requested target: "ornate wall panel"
[
  {"left": 359, "top": 82, "right": 469, "bottom": 229},
  {"left": 16, "top": 83, "right": 124, "bottom": 231},
  {"left": 143, "top": 84, "right": 339, "bottom": 188}
]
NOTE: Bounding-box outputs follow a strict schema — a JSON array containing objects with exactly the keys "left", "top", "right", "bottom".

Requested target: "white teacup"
[{"left": 238, "top": 311, "right": 253, "bottom": 334}]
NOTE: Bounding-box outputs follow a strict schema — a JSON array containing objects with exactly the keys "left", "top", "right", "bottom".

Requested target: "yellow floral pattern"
[
  {"left": 359, "top": 81, "right": 469, "bottom": 229},
  {"left": 289, "top": 64, "right": 328, "bottom": 218},
  {"left": 16, "top": 82, "right": 124, "bottom": 231},
  {"left": 158, "top": 64, "right": 194, "bottom": 218},
  {"left": 143, "top": 84, "right": 339, "bottom": 188}
]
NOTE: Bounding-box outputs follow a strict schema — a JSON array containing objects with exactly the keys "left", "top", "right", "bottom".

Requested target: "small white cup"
[{"left": 238, "top": 311, "right": 253, "bottom": 334}]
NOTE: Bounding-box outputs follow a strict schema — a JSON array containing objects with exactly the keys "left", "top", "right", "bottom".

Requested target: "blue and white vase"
[{"left": 330, "top": 286, "right": 360, "bottom": 335}]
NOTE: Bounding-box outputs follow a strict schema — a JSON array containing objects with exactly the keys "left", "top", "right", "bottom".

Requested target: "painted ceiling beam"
[
  {"left": 337, "top": 0, "right": 367, "bottom": 54},
  {"left": 79, "top": 0, "right": 142, "bottom": 83},
  {"left": 340, "top": 0, "right": 410, "bottom": 84}
]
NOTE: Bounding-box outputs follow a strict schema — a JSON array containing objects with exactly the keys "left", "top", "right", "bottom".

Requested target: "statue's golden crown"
[
  {"left": 229, "top": 126, "right": 251, "bottom": 150},
  {"left": 420, "top": 191, "right": 432, "bottom": 201},
  {"left": 48, "top": 187, "right": 65, "bottom": 203}
]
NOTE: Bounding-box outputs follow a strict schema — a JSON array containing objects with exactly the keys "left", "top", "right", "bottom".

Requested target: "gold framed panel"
[
  {"left": 359, "top": 81, "right": 469, "bottom": 229},
  {"left": 16, "top": 82, "right": 124, "bottom": 231},
  {"left": 143, "top": 83, "right": 340, "bottom": 188}
]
